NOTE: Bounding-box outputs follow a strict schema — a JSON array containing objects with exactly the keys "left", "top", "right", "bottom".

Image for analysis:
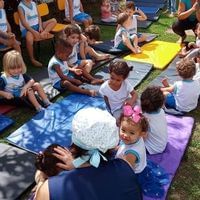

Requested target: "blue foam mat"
[
  {"left": 0, "top": 114, "right": 14, "bottom": 132},
  {"left": 6, "top": 94, "right": 107, "bottom": 153},
  {"left": 82, "top": 59, "right": 152, "bottom": 91},
  {"left": 138, "top": 6, "right": 160, "bottom": 14}
]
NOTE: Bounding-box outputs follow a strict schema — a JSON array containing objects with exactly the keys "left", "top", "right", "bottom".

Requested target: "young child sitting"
[
  {"left": 116, "top": 105, "right": 169, "bottom": 198},
  {"left": 125, "top": 1, "right": 147, "bottom": 43},
  {"left": 99, "top": 60, "right": 137, "bottom": 120},
  {"left": 179, "top": 23, "right": 200, "bottom": 58},
  {"left": 0, "top": 50, "right": 51, "bottom": 112},
  {"left": 18, "top": 0, "right": 57, "bottom": 67},
  {"left": 84, "top": 25, "right": 102, "bottom": 45},
  {"left": 101, "top": 0, "right": 117, "bottom": 23},
  {"left": 48, "top": 37, "right": 96, "bottom": 96},
  {"left": 65, "top": 0, "right": 92, "bottom": 28},
  {"left": 33, "top": 144, "right": 66, "bottom": 199},
  {"left": 114, "top": 12, "right": 141, "bottom": 54},
  {"left": 64, "top": 24, "right": 106, "bottom": 84},
  {"left": 161, "top": 59, "right": 200, "bottom": 112},
  {"left": 141, "top": 86, "right": 168, "bottom": 155},
  {"left": 0, "top": 0, "right": 21, "bottom": 53}
]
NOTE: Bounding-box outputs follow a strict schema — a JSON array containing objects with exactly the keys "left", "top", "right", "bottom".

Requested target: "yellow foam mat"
[{"left": 123, "top": 40, "right": 181, "bottom": 69}]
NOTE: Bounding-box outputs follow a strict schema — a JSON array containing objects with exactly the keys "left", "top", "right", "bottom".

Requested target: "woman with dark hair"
[
  {"left": 35, "top": 107, "right": 142, "bottom": 200},
  {"left": 172, "top": 0, "right": 200, "bottom": 43}
]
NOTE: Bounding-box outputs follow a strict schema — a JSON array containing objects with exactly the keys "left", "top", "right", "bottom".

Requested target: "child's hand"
[
  {"left": 53, "top": 146, "right": 74, "bottom": 170},
  {"left": 7, "top": 32, "right": 15, "bottom": 39},
  {"left": 20, "top": 86, "right": 29, "bottom": 97},
  {"left": 124, "top": 99, "right": 133, "bottom": 106},
  {"left": 4, "top": 92, "right": 14, "bottom": 99},
  {"left": 74, "top": 68, "right": 82, "bottom": 75}
]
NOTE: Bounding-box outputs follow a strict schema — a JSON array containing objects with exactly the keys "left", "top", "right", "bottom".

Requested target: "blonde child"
[
  {"left": 99, "top": 60, "right": 137, "bottom": 120},
  {"left": 48, "top": 37, "right": 96, "bottom": 96},
  {"left": 101, "top": 0, "right": 117, "bottom": 23},
  {"left": 0, "top": 50, "right": 51, "bottom": 112},
  {"left": 116, "top": 105, "right": 169, "bottom": 198},
  {"left": 125, "top": 1, "right": 147, "bottom": 43},
  {"left": 65, "top": 0, "right": 92, "bottom": 28},
  {"left": 161, "top": 59, "right": 200, "bottom": 112},
  {"left": 114, "top": 12, "right": 141, "bottom": 54},
  {"left": 18, "top": 0, "right": 57, "bottom": 67},
  {"left": 64, "top": 24, "right": 105, "bottom": 85},
  {"left": 141, "top": 86, "right": 168, "bottom": 155},
  {"left": 0, "top": 0, "right": 21, "bottom": 53}
]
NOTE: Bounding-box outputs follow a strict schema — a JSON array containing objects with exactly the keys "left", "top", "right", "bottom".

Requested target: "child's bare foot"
[
  {"left": 136, "top": 47, "right": 142, "bottom": 54},
  {"left": 87, "top": 90, "right": 97, "bottom": 97},
  {"left": 91, "top": 78, "right": 104, "bottom": 85},
  {"left": 31, "top": 59, "right": 43, "bottom": 67},
  {"left": 96, "top": 54, "right": 110, "bottom": 61}
]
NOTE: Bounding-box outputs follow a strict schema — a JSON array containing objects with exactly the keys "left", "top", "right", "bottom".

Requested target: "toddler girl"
[
  {"left": 101, "top": 0, "right": 117, "bottom": 23},
  {"left": 141, "top": 86, "right": 168, "bottom": 154},
  {"left": 161, "top": 59, "right": 200, "bottom": 112},
  {"left": 0, "top": 0, "right": 21, "bottom": 53},
  {"left": 116, "top": 105, "right": 169, "bottom": 198},
  {"left": 114, "top": 12, "right": 141, "bottom": 54},
  {"left": 0, "top": 50, "right": 51, "bottom": 112},
  {"left": 64, "top": 24, "right": 105, "bottom": 85},
  {"left": 99, "top": 60, "right": 137, "bottom": 120}
]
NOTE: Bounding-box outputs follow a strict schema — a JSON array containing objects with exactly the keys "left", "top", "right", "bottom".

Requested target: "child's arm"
[
  {"left": 36, "top": 6, "right": 43, "bottom": 33},
  {"left": 160, "top": 85, "right": 174, "bottom": 93},
  {"left": 125, "top": 89, "right": 138, "bottom": 106},
  {"left": 68, "top": 0, "right": 75, "bottom": 24},
  {"left": 135, "top": 8, "right": 147, "bottom": 21},
  {"left": 79, "top": 0, "right": 84, "bottom": 12},
  {"left": 54, "top": 64, "right": 82, "bottom": 85},
  {"left": 122, "top": 153, "right": 137, "bottom": 169}
]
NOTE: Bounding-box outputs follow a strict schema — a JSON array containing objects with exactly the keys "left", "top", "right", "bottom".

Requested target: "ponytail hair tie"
[{"left": 123, "top": 105, "right": 142, "bottom": 123}]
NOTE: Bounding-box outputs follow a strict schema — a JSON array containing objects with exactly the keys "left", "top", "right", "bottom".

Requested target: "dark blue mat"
[
  {"left": 0, "top": 143, "right": 35, "bottom": 200},
  {"left": 6, "top": 94, "right": 107, "bottom": 154},
  {"left": 138, "top": 6, "right": 160, "bottom": 14},
  {"left": 92, "top": 33, "right": 157, "bottom": 54},
  {"left": 134, "top": 2, "right": 165, "bottom": 9},
  {"left": 82, "top": 59, "right": 152, "bottom": 91},
  {"left": 0, "top": 114, "right": 14, "bottom": 133}
]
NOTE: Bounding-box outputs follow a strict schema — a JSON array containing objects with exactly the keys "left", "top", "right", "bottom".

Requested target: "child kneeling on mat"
[
  {"left": 0, "top": 50, "right": 51, "bottom": 112},
  {"left": 161, "top": 59, "right": 200, "bottom": 112}
]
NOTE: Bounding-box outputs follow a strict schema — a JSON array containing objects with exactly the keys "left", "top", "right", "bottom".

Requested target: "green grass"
[{"left": 1, "top": 1, "right": 200, "bottom": 199}]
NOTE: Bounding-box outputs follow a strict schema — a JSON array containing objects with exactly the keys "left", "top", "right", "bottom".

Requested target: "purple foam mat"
[{"left": 144, "top": 114, "right": 194, "bottom": 200}]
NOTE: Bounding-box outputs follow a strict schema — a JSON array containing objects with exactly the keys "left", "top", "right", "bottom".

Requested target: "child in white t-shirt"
[
  {"left": 99, "top": 60, "right": 137, "bottom": 120},
  {"left": 161, "top": 59, "right": 200, "bottom": 112},
  {"left": 141, "top": 86, "right": 168, "bottom": 154}
]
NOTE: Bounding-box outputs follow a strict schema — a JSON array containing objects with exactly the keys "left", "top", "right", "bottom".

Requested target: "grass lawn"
[{"left": 1, "top": 1, "right": 200, "bottom": 199}]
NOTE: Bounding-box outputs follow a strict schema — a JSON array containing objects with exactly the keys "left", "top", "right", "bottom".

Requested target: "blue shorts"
[
  {"left": 53, "top": 72, "right": 75, "bottom": 91},
  {"left": 165, "top": 93, "right": 176, "bottom": 109},
  {"left": 21, "top": 24, "right": 39, "bottom": 38},
  {"left": 117, "top": 41, "right": 131, "bottom": 51},
  {"left": 73, "top": 12, "right": 91, "bottom": 23}
]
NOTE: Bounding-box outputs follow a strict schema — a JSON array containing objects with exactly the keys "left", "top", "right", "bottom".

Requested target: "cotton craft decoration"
[{"left": 72, "top": 107, "right": 119, "bottom": 168}]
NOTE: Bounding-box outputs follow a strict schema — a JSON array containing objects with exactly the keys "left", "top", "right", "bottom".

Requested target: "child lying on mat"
[
  {"left": 141, "top": 86, "right": 168, "bottom": 155},
  {"left": 48, "top": 37, "right": 97, "bottom": 96},
  {"left": 161, "top": 59, "right": 200, "bottom": 112},
  {"left": 64, "top": 24, "right": 109, "bottom": 84},
  {"left": 0, "top": 50, "right": 51, "bottom": 112},
  {"left": 99, "top": 60, "right": 137, "bottom": 121},
  {"left": 116, "top": 105, "right": 169, "bottom": 198},
  {"left": 125, "top": 1, "right": 147, "bottom": 43},
  {"left": 114, "top": 12, "right": 142, "bottom": 54}
]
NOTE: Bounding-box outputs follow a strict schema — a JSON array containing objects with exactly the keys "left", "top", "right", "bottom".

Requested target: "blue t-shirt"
[
  {"left": 49, "top": 159, "right": 142, "bottom": 200},
  {"left": 181, "top": 0, "right": 196, "bottom": 21}
]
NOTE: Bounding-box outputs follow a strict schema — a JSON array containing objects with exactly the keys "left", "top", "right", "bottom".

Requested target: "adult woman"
[
  {"left": 172, "top": 0, "right": 200, "bottom": 43},
  {"left": 35, "top": 108, "right": 142, "bottom": 200}
]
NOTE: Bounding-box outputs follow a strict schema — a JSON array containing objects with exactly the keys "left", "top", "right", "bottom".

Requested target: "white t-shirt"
[
  {"left": 99, "top": 80, "right": 133, "bottom": 113},
  {"left": 116, "top": 138, "right": 147, "bottom": 174},
  {"left": 68, "top": 43, "right": 79, "bottom": 67},
  {"left": 128, "top": 15, "right": 138, "bottom": 35},
  {"left": 0, "top": 9, "right": 7, "bottom": 32},
  {"left": 173, "top": 79, "right": 200, "bottom": 112},
  {"left": 114, "top": 26, "right": 129, "bottom": 48},
  {"left": 65, "top": 0, "right": 81, "bottom": 18},
  {"left": 48, "top": 55, "right": 69, "bottom": 85},
  {"left": 144, "top": 109, "right": 168, "bottom": 155}
]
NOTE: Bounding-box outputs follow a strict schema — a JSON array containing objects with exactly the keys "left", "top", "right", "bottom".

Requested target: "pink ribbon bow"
[{"left": 123, "top": 105, "right": 142, "bottom": 123}]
